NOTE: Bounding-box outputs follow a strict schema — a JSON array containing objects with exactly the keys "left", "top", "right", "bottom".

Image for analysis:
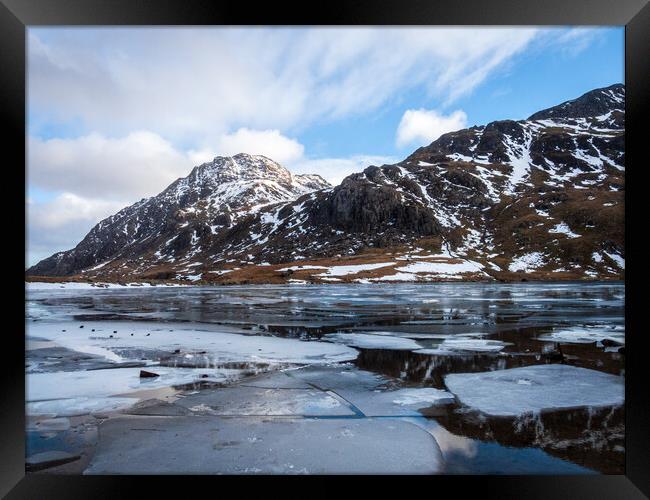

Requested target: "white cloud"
[
  {"left": 28, "top": 131, "right": 199, "bottom": 200},
  {"left": 29, "top": 192, "right": 123, "bottom": 230},
  {"left": 28, "top": 27, "right": 541, "bottom": 145},
  {"left": 215, "top": 128, "right": 304, "bottom": 165},
  {"left": 187, "top": 148, "right": 218, "bottom": 167},
  {"left": 396, "top": 109, "right": 468, "bottom": 148},
  {"left": 25, "top": 26, "right": 608, "bottom": 265},
  {"left": 28, "top": 127, "right": 388, "bottom": 204},
  {"left": 28, "top": 127, "right": 310, "bottom": 202},
  {"left": 26, "top": 192, "right": 125, "bottom": 266},
  {"left": 290, "top": 155, "right": 398, "bottom": 186},
  {"left": 27, "top": 130, "right": 216, "bottom": 264},
  {"left": 558, "top": 28, "right": 609, "bottom": 57}
]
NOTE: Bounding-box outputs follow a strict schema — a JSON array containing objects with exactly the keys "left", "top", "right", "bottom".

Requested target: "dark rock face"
[
  {"left": 27, "top": 84, "right": 625, "bottom": 281},
  {"left": 528, "top": 83, "right": 624, "bottom": 120},
  {"left": 319, "top": 173, "right": 439, "bottom": 235}
]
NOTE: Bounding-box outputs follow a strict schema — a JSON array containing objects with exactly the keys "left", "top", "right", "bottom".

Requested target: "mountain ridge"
[{"left": 27, "top": 84, "right": 625, "bottom": 284}]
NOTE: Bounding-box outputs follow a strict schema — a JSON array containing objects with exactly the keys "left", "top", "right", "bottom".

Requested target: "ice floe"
[
  {"left": 288, "top": 364, "right": 388, "bottom": 391},
  {"left": 444, "top": 365, "right": 624, "bottom": 417},
  {"left": 417, "top": 338, "right": 511, "bottom": 354},
  {"left": 338, "top": 388, "right": 455, "bottom": 417},
  {"left": 85, "top": 415, "right": 443, "bottom": 474},
  {"left": 537, "top": 326, "right": 624, "bottom": 345},
  {"left": 27, "top": 321, "right": 359, "bottom": 366},
  {"left": 286, "top": 366, "right": 453, "bottom": 416},
  {"left": 27, "top": 397, "right": 139, "bottom": 417},
  {"left": 27, "top": 366, "right": 238, "bottom": 402},
  {"left": 323, "top": 332, "right": 422, "bottom": 350},
  {"left": 391, "top": 388, "right": 455, "bottom": 407},
  {"left": 174, "top": 386, "right": 355, "bottom": 417}
]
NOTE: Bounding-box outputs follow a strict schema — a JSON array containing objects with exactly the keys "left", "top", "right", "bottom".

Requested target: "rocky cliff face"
[{"left": 27, "top": 84, "right": 624, "bottom": 283}]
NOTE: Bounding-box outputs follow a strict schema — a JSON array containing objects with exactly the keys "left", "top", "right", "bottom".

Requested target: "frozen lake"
[{"left": 25, "top": 282, "right": 625, "bottom": 474}]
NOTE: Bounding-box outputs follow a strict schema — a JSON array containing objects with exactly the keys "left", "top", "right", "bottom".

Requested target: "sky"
[{"left": 26, "top": 26, "right": 624, "bottom": 266}]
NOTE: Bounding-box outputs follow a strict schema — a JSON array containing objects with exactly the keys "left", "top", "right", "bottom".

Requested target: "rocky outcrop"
[{"left": 528, "top": 83, "right": 624, "bottom": 120}]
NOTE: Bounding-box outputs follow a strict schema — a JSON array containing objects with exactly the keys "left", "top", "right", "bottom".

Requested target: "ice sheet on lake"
[
  {"left": 287, "top": 364, "right": 389, "bottom": 391},
  {"left": 410, "top": 336, "right": 510, "bottom": 355},
  {"left": 175, "top": 386, "right": 356, "bottom": 416},
  {"left": 537, "top": 326, "right": 624, "bottom": 345},
  {"left": 27, "top": 397, "right": 139, "bottom": 417},
  {"left": 27, "top": 321, "right": 359, "bottom": 366},
  {"left": 437, "top": 338, "right": 511, "bottom": 352},
  {"left": 325, "top": 387, "right": 455, "bottom": 418},
  {"left": 27, "top": 366, "right": 239, "bottom": 402},
  {"left": 26, "top": 321, "right": 359, "bottom": 418},
  {"left": 287, "top": 366, "right": 452, "bottom": 417},
  {"left": 323, "top": 332, "right": 422, "bottom": 350},
  {"left": 353, "top": 331, "right": 468, "bottom": 340},
  {"left": 240, "top": 370, "right": 313, "bottom": 389},
  {"left": 391, "top": 388, "right": 455, "bottom": 407},
  {"left": 85, "top": 416, "right": 443, "bottom": 474},
  {"left": 444, "top": 365, "right": 624, "bottom": 417},
  {"left": 176, "top": 366, "right": 454, "bottom": 417},
  {"left": 323, "top": 330, "right": 511, "bottom": 353}
]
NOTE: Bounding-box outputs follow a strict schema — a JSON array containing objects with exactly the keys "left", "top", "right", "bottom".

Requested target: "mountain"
[
  {"left": 27, "top": 154, "right": 330, "bottom": 277},
  {"left": 27, "top": 84, "right": 625, "bottom": 284}
]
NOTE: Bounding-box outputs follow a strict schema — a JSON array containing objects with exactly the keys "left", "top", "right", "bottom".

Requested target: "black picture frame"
[{"left": 3, "top": 0, "right": 648, "bottom": 497}]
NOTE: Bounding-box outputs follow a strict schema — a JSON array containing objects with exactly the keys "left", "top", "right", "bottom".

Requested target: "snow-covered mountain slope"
[
  {"left": 27, "top": 154, "right": 330, "bottom": 277},
  {"left": 27, "top": 84, "right": 624, "bottom": 283}
]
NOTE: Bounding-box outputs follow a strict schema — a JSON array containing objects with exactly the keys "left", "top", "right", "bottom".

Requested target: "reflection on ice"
[
  {"left": 435, "top": 404, "right": 623, "bottom": 474},
  {"left": 405, "top": 417, "right": 593, "bottom": 474}
]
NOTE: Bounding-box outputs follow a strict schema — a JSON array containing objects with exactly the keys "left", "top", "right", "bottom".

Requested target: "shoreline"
[{"left": 25, "top": 277, "right": 626, "bottom": 289}]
